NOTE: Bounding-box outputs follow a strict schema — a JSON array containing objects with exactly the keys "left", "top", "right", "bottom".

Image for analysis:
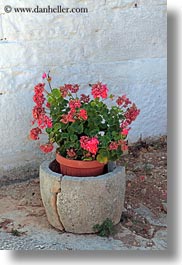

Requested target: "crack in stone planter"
[
  {"left": 39, "top": 161, "right": 64, "bottom": 231},
  {"left": 40, "top": 161, "right": 125, "bottom": 234}
]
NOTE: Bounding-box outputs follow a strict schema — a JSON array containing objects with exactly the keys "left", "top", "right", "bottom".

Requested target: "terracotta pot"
[{"left": 56, "top": 153, "right": 105, "bottom": 177}]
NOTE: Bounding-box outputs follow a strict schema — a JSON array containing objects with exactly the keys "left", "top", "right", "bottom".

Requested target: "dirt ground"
[
  {"left": 117, "top": 136, "right": 167, "bottom": 239},
  {"left": 0, "top": 136, "right": 167, "bottom": 242}
]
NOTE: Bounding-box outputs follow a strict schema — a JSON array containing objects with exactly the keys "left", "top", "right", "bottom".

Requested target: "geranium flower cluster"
[
  {"left": 60, "top": 84, "right": 79, "bottom": 98},
  {"left": 66, "top": 148, "right": 77, "bottom": 159},
  {"left": 125, "top": 103, "right": 140, "bottom": 125},
  {"left": 116, "top": 95, "right": 131, "bottom": 107},
  {"left": 80, "top": 136, "right": 99, "bottom": 155},
  {"left": 30, "top": 73, "right": 140, "bottom": 161},
  {"left": 118, "top": 99, "right": 140, "bottom": 133},
  {"left": 29, "top": 127, "right": 42, "bottom": 140},
  {"left": 40, "top": 143, "right": 54, "bottom": 153},
  {"left": 32, "top": 83, "right": 52, "bottom": 129},
  {"left": 60, "top": 99, "right": 88, "bottom": 124},
  {"left": 91, "top": 82, "right": 108, "bottom": 99},
  {"left": 109, "top": 140, "right": 128, "bottom": 152},
  {"left": 30, "top": 82, "right": 53, "bottom": 152}
]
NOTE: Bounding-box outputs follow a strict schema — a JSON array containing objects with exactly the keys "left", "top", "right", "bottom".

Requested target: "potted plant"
[
  {"left": 30, "top": 72, "right": 140, "bottom": 177},
  {"left": 29, "top": 72, "right": 140, "bottom": 233}
]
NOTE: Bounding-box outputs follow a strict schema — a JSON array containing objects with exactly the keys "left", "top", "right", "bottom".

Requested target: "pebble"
[
  {"left": 133, "top": 163, "right": 144, "bottom": 171},
  {"left": 145, "top": 163, "right": 155, "bottom": 170},
  {"left": 125, "top": 220, "right": 133, "bottom": 227},
  {"left": 133, "top": 163, "right": 154, "bottom": 171},
  {"left": 148, "top": 146, "right": 154, "bottom": 151},
  {"left": 126, "top": 171, "right": 136, "bottom": 181},
  {"left": 147, "top": 227, "right": 155, "bottom": 237},
  {"left": 32, "top": 179, "right": 40, "bottom": 184},
  {"left": 127, "top": 182, "right": 131, "bottom": 188},
  {"left": 141, "top": 188, "right": 147, "bottom": 195},
  {"left": 40, "top": 245, "right": 45, "bottom": 249},
  {"left": 162, "top": 202, "right": 167, "bottom": 213},
  {"left": 146, "top": 241, "right": 154, "bottom": 247},
  {"left": 126, "top": 205, "right": 132, "bottom": 210},
  {"left": 18, "top": 198, "right": 28, "bottom": 206}
]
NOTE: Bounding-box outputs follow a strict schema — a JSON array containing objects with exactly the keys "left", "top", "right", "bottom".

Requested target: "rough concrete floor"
[{"left": 0, "top": 177, "right": 167, "bottom": 250}]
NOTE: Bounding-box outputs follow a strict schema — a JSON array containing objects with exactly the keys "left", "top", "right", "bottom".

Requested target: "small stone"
[
  {"left": 147, "top": 227, "right": 155, "bottom": 237},
  {"left": 32, "top": 179, "right": 40, "bottom": 184},
  {"left": 148, "top": 146, "right": 154, "bottom": 151},
  {"left": 162, "top": 202, "right": 167, "bottom": 213},
  {"left": 146, "top": 241, "right": 154, "bottom": 247},
  {"left": 141, "top": 188, "right": 147, "bottom": 195},
  {"left": 145, "top": 163, "right": 154, "bottom": 170},
  {"left": 6, "top": 226, "right": 14, "bottom": 233},
  {"left": 125, "top": 220, "right": 133, "bottom": 227},
  {"left": 140, "top": 147, "right": 148, "bottom": 153},
  {"left": 39, "top": 245, "right": 45, "bottom": 249},
  {"left": 35, "top": 208, "right": 45, "bottom": 216},
  {"left": 127, "top": 182, "right": 131, "bottom": 188},
  {"left": 18, "top": 198, "right": 28, "bottom": 206},
  {"left": 126, "top": 171, "right": 136, "bottom": 181},
  {"left": 133, "top": 163, "right": 144, "bottom": 171},
  {"left": 153, "top": 229, "right": 167, "bottom": 249},
  {"left": 133, "top": 163, "right": 153, "bottom": 173}
]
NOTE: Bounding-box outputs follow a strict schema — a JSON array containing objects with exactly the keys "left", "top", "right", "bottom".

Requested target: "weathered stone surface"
[
  {"left": 114, "top": 224, "right": 167, "bottom": 250},
  {"left": 134, "top": 204, "right": 167, "bottom": 227},
  {"left": 39, "top": 161, "right": 125, "bottom": 234},
  {"left": 152, "top": 229, "right": 167, "bottom": 250},
  {"left": 39, "top": 161, "right": 64, "bottom": 231},
  {"left": 107, "top": 161, "right": 116, "bottom": 172},
  {"left": 57, "top": 167, "right": 125, "bottom": 234}
]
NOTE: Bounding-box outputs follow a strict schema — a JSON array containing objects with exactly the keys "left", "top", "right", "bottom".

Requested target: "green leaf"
[
  {"left": 97, "top": 154, "right": 108, "bottom": 164},
  {"left": 48, "top": 96, "right": 54, "bottom": 103},
  {"left": 70, "top": 122, "right": 83, "bottom": 134},
  {"left": 61, "top": 133, "right": 69, "bottom": 139},
  {"left": 70, "top": 134, "right": 78, "bottom": 142},
  {"left": 89, "top": 128, "right": 100, "bottom": 137},
  {"left": 91, "top": 101, "right": 96, "bottom": 107},
  {"left": 46, "top": 128, "right": 52, "bottom": 134},
  {"left": 53, "top": 123, "right": 62, "bottom": 132},
  {"left": 99, "top": 149, "right": 109, "bottom": 157},
  {"left": 51, "top": 88, "right": 61, "bottom": 99},
  {"left": 83, "top": 157, "right": 93, "bottom": 161}
]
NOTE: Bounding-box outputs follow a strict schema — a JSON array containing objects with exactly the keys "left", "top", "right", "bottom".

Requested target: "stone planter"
[{"left": 40, "top": 160, "right": 125, "bottom": 234}]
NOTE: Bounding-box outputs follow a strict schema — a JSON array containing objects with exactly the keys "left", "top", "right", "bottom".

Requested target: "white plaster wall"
[{"left": 0, "top": 0, "right": 167, "bottom": 170}]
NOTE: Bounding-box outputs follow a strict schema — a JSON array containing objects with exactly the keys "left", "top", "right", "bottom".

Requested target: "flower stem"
[{"left": 47, "top": 71, "right": 52, "bottom": 91}]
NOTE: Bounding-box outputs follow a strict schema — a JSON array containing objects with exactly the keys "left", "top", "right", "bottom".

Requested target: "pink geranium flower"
[{"left": 42, "top": 72, "right": 47, "bottom": 79}]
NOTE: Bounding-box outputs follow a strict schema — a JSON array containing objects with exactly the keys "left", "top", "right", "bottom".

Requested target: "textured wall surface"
[{"left": 0, "top": 0, "right": 167, "bottom": 170}]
